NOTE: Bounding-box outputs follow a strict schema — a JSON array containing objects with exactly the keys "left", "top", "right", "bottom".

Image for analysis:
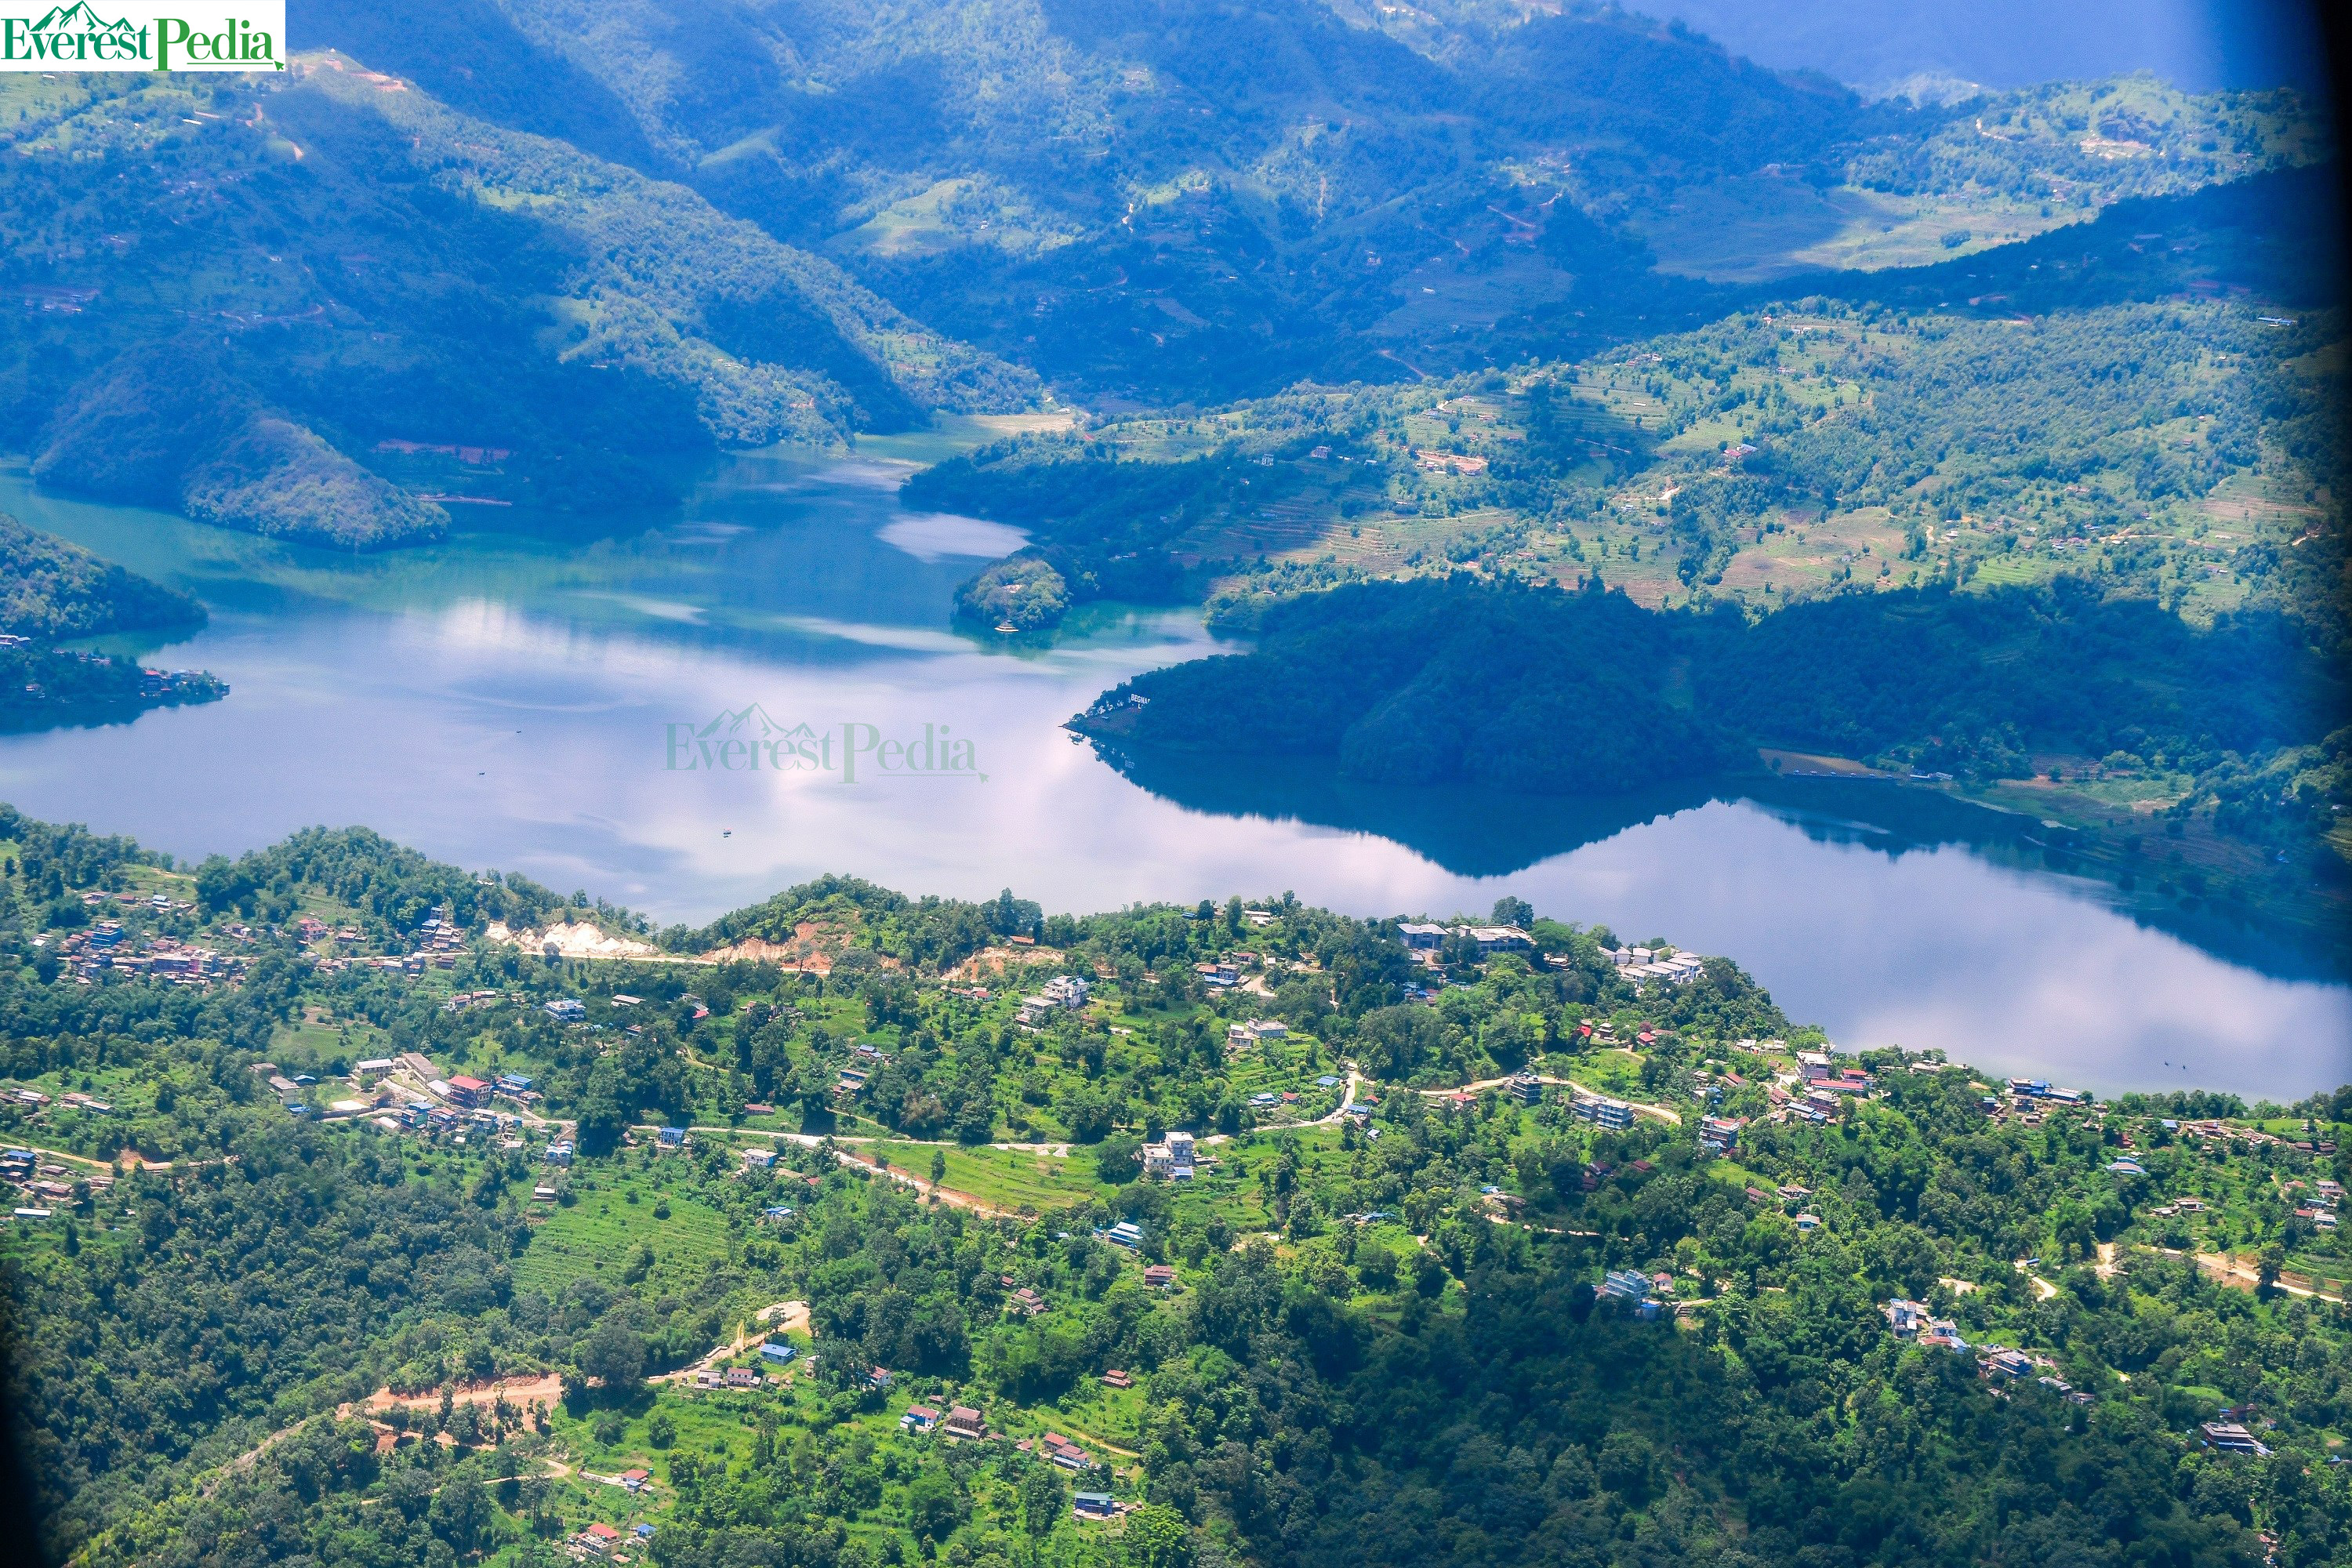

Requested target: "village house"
[
  {"left": 1979, "top": 1348, "right": 2036, "bottom": 1380},
  {"left": 902, "top": 1405, "right": 939, "bottom": 1432},
  {"left": 1573, "top": 1095, "right": 1633, "bottom": 1131},
  {"left": 2201, "top": 1421, "right": 2272, "bottom": 1457},
  {"left": 1141, "top": 1129, "right": 1196, "bottom": 1181},
  {"left": 943, "top": 1405, "right": 985, "bottom": 1440},
  {"left": 1451, "top": 924, "right": 1532, "bottom": 953}
]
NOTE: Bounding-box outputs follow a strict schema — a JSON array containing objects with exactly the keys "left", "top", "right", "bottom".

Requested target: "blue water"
[{"left": 2, "top": 451, "right": 2346, "bottom": 1100}]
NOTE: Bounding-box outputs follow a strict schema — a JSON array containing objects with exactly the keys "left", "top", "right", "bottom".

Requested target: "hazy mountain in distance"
[{"left": 1634, "top": 0, "right": 2328, "bottom": 96}]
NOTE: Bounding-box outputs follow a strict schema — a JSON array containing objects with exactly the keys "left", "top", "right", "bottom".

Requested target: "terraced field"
[{"left": 513, "top": 1181, "right": 735, "bottom": 1295}]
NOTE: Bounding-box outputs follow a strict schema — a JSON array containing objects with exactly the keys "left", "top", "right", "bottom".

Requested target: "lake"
[{"left": 4, "top": 449, "right": 2347, "bottom": 1100}]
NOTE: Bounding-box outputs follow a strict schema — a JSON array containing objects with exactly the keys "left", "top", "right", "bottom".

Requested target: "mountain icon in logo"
[
  {"left": 28, "top": 2, "right": 136, "bottom": 34},
  {"left": 691, "top": 704, "right": 811, "bottom": 742}
]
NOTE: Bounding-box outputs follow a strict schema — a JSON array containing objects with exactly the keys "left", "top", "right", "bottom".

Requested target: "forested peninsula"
[
  {"left": 0, "top": 512, "right": 224, "bottom": 731},
  {"left": 1076, "top": 576, "right": 2350, "bottom": 889}
]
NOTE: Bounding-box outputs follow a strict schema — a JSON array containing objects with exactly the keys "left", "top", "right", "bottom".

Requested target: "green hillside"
[
  {"left": 2, "top": 811, "right": 2351, "bottom": 1566},
  {"left": 0, "top": 60, "right": 1037, "bottom": 549},
  {"left": 0, "top": 512, "right": 201, "bottom": 641}
]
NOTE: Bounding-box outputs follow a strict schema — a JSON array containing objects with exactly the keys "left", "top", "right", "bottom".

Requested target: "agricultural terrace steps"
[{"left": 1414, "top": 1073, "right": 1683, "bottom": 1125}]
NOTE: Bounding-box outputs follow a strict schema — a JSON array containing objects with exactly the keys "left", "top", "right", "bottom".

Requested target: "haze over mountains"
[
  {"left": 0, "top": 0, "right": 2325, "bottom": 550},
  {"left": 1642, "top": 0, "right": 2328, "bottom": 96}
]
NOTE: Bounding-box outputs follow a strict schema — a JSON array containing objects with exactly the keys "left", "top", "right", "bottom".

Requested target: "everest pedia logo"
[
  {"left": 666, "top": 706, "right": 987, "bottom": 784},
  {"left": 0, "top": 2, "right": 285, "bottom": 70}
]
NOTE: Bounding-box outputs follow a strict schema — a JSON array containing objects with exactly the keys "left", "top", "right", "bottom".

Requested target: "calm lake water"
[{"left": 5, "top": 451, "right": 2347, "bottom": 1100}]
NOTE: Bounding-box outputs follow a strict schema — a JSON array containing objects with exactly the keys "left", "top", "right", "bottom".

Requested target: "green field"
[
  {"left": 513, "top": 1179, "right": 735, "bottom": 1296},
  {"left": 866, "top": 1140, "right": 1105, "bottom": 1212}
]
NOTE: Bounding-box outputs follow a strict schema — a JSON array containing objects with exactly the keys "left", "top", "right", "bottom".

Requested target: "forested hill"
[
  {"left": 0, "top": 64, "right": 1036, "bottom": 551},
  {"left": 0, "top": 513, "right": 201, "bottom": 642},
  {"left": 4, "top": 807, "right": 2352, "bottom": 1566},
  {"left": 1077, "top": 576, "right": 2350, "bottom": 868}
]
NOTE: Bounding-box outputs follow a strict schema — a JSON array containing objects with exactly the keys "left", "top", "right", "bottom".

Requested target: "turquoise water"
[{"left": 2, "top": 451, "right": 2346, "bottom": 1099}]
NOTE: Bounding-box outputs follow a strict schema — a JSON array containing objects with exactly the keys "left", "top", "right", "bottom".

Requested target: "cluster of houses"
[
  {"left": 371, "top": 1098, "right": 526, "bottom": 1143},
  {"left": 1756, "top": 1052, "right": 1877, "bottom": 1123},
  {"left": 1225, "top": 1018, "right": 1288, "bottom": 1052},
  {"left": 42, "top": 920, "right": 241, "bottom": 988},
  {"left": 568, "top": 1519, "right": 654, "bottom": 1559},
  {"left": 1397, "top": 923, "right": 1534, "bottom": 958},
  {"left": 1139, "top": 1130, "right": 1196, "bottom": 1180},
  {"left": 1015, "top": 975, "right": 1091, "bottom": 1025},
  {"left": 1599, "top": 1268, "right": 1671, "bottom": 1320},
  {"left": 445, "top": 989, "right": 505, "bottom": 1014},
  {"left": 2, "top": 1083, "right": 115, "bottom": 1126},
  {"left": 1033, "top": 1431, "right": 1096, "bottom": 1470},
  {"left": 290, "top": 909, "right": 469, "bottom": 972},
  {"left": 1600, "top": 946, "right": 1708, "bottom": 988},
  {"left": 0, "top": 1146, "right": 93, "bottom": 1218},
  {"left": 688, "top": 1367, "right": 770, "bottom": 1391},
  {"left": 1741, "top": 1181, "right": 1820, "bottom": 1229},
  {"left": 1886, "top": 1298, "right": 1968, "bottom": 1351},
  {"left": 2292, "top": 1178, "right": 2343, "bottom": 1230},
  {"left": 900, "top": 1403, "right": 989, "bottom": 1440},
  {"left": 1965, "top": 1344, "right": 2090, "bottom": 1402}
]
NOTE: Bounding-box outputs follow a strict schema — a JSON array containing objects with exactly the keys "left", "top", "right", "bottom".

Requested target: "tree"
[
  {"left": 906, "top": 1466, "right": 964, "bottom": 1543},
  {"left": 1122, "top": 1503, "right": 1192, "bottom": 1568},
  {"left": 575, "top": 1059, "right": 629, "bottom": 1157},
  {"left": 429, "top": 1473, "right": 492, "bottom": 1556},
  {"left": 929, "top": 1147, "right": 947, "bottom": 1184},
  {"left": 1018, "top": 1461, "right": 1065, "bottom": 1538},
  {"left": 577, "top": 1319, "right": 645, "bottom": 1394},
  {"left": 1356, "top": 1005, "right": 1446, "bottom": 1081}
]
